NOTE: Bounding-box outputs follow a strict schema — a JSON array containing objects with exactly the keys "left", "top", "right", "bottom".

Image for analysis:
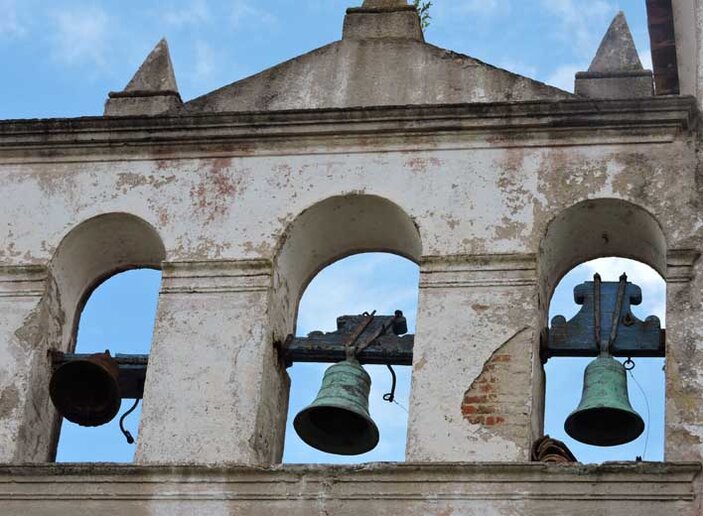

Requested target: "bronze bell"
[
  {"left": 565, "top": 356, "right": 644, "bottom": 446},
  {"left": 294, "top": 359, "right": 379, "bottom": 455},
  {"left": 49, "top": 351, "right": 121, "bottom": 427}
]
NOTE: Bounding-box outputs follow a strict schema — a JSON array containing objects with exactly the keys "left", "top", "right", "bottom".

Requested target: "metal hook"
[
  {"left": 383, "top": 364, "right": 397, "bottom": 403},
  {"left": 119, "top": 398, "right": 141, "bottom": 444}
]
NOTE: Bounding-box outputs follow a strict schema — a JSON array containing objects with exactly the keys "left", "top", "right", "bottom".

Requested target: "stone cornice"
[
  {"left": 0, "top": 97, "right": 696, "bottom": 162},
  {"left": 0, "top": 265, "right": 47, "bottom": 298},
  {"left": 0, "top": 463, "right": 700, "bottom": 505},
  {"left": 421, "top": 254, "right": 537, "bottom": 289},
  {"left": 160, "top": 259, "right": 272, "bottom": 295},
  {"left": 667, "top": 249, "right": 702, "bottom": 284}
]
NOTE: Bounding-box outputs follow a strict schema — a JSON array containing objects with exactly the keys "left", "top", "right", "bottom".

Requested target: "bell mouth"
[
  {"left": 50, "top": 359, "right": 121, "bottom": 427},
  {"left": 565, "top": 406, "right": 644, "bottom": 447},
  {"left": 294, "top": 404, "right": 379, "bottom": 456}
]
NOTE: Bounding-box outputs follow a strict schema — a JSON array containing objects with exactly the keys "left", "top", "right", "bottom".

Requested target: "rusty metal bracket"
[
  {"left": 281, "top": 311, "right": 414, "bottom": 368},
  {"left": 544, "top": 274, "right": 664, "bottom": 361},
  {"left": 50, "top": 350, "right": 148, "bottom": 399}
]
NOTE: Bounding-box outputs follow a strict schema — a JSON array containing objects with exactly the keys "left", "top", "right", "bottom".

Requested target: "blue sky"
[
  {"left": 0, "top": 1, "right": 666, "bottom": 463},
  {"left": 0, "top": 0, "right": 652, "bottom": 119}
]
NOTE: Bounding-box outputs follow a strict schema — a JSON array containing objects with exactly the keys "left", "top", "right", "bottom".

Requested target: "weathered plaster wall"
[
  {"left": 0, "top": 266, "right": 56, "bottom": 463},
  {"left": 1, "top": 138, "right": 698, "bottom": 266},
  {"left": 0, "top": 97, "right": 699, "bottom": 466},
  {"left": 136, "top": 260, "right": 289, "bottom": 465},
  {"left": 408, "top": 256, "right": 538, "bottom": 461}
]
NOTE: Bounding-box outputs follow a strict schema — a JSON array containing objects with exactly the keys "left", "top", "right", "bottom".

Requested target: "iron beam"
[{"left": 282, "top": 334, "right": 414, "bottom": 367}]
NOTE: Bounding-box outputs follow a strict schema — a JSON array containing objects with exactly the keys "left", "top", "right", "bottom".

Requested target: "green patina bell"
[
  {"left": 294, "top": 359, "right": 379, "bottom": 455},
  {"left": 565, "top": 356, "right": 644, "bottom": 446}
]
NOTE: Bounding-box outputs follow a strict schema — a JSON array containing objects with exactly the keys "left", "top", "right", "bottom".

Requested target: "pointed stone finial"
[
  {"left": 574, "top": 12, "right": 653, "bottom": 99},
  {"left": 588, "top": 12, "right": 643, "bottom": 73},
  {"left": 125, "top": 38, "right": 179, "bottom": 93},
  {"left": 104, "top": 38, "right": 182, "bottom": 116},
  {"left": 344, "top": 0, "right": 422, "bottom": 41}
]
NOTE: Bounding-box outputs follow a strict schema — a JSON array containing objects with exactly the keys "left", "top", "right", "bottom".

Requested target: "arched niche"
[
  {"left": 49, "top": 212, "right": 166, "bottom": 351},
  {"left": 536, "top": 199, "right": 668, "bottom": 453},
  {"left": 271, "top": 195, "right": 422, "bottom": 339},
  {"left": 539, "top": 199, "right": 667, "bottom": 310}
]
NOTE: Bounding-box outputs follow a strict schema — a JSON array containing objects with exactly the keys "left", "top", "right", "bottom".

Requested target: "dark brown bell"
[{"left": 49, "top": 351, "right": 121, "bottom": 427}]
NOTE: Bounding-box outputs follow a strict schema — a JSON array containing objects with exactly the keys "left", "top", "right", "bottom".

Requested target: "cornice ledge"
[
  {"left": 667, "top": 249, "right": 701, "bottom": 284},
  {"left": 0, "top": 264, "right": 47, "bottom": 298},
  {"left": 0, "top": 97, "right": 696, "bottom": 158},
  {"left": 421, "top": 253, "right": 537, "bottom": 289},
  {"left": 160, "top": 259, "right": 272, "bottom": 295},
  {"left": 2, "top": 460, "right": 700, "bottom": 478}
]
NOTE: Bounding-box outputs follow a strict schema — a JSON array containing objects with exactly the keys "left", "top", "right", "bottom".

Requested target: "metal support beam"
[
  {"left": 281, "top": 312, "right": 414, "bottom": 367},
  {"left": 544, "top": 276, "right": 665, "bottom": 361},
  {"left": 50, "top": 312, "right": 414, "bottom": 401},
  {"left": 282, "top": 334, "right": 414, "bottom": 366}
]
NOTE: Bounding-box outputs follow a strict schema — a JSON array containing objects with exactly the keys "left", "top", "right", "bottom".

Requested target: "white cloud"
[
  {"left": 543, "top": 63, "right": 582, "bottom": 92},
  {"left": 433, "top": 0, "right": 511, "bottom": 22},
  {"left": 0, "top": 0, "right": 26, "bottom": 38},
  {"left": 541, "top": 0, "right": 616, "bottom": 59},
  {"left": 49, "top": 6, "right": 111, "bottom": 69},
  {"left": 453, "top": 0, "right": 512, "bottom": 16},
  {"left": 231, "top": 0, "right": 277, "bottom": 29},
  {"left": 194, "top": 40, "right": 216, "bottom": 83},
  {"left": 583, "top": 258, "right": 665, "bottom": 324},
  {"left": 297, "top": 254, "right": 419, "bottom": 336},
  {"left": 497, "top": 59, "right": 538, "bottom": 80},
  {"left": 161, "top": 0, "right": 211, "bottom": 28},
  {"left": 550, "top": 257, "right": 666, "bottom": 325}
]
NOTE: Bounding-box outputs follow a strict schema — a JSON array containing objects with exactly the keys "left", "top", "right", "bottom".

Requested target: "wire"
[
  {"left": 628, "top": 366, "right": 651, "bottom": 460},
  {"left": 119, "top": 398, "right": 141, "bottom": 445},
  {"left": 382, "top": 364, "right": 409, "bottom": 413},
  {"left": 393, "top": 400, "right": 409, "bottom": 414}
]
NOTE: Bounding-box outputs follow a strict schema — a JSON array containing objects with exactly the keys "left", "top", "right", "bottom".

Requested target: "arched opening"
[
  {"left": 47, "top": 213, "right": 165, "bottom": 462},
  {"left": 283, "top": 253, "right": 419, "bottom": 463},
  {"left": 271, "top": 195, "right": 422, "bottom": 341},
  {"left": 545, "top": 257, "right": 665, "bottom": 462},
  {"left": 538, "top": 199, "right": 667, "bottom": 463},
  {"left": 55, "top": 269, "right": 161, "bottom": 462},
  {"left": 272, "top": 195, "right": 422, "bottom": 462}
]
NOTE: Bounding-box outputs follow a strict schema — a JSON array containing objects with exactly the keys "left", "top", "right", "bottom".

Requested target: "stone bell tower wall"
[{"left": 1, "top": 1, "right": 703, "bottom": 514}]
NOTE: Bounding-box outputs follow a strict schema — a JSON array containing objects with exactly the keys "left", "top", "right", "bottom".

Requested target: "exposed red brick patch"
[{"left": 461, "top": 327, "right": 531, "bottom": 430}]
